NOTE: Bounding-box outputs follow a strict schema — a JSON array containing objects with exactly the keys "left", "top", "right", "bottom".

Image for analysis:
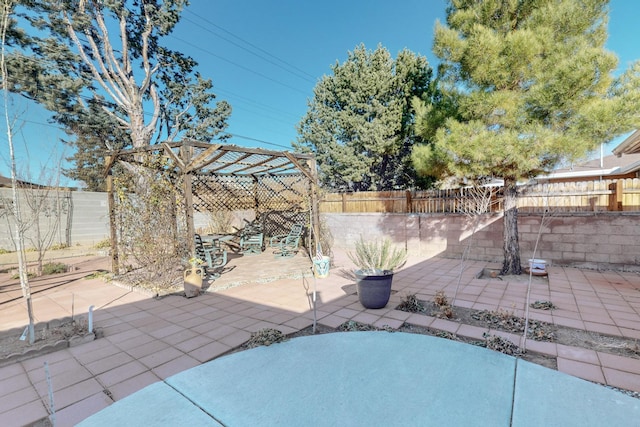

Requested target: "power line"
[
  {"left": 5, "top": 65, "right": 303, "bottom": 133},
  {"left": 180, "top": 15, "right": 316, "bottom": 84},
  {"left": 170, "top": 34, "right": 310, "bottom": 96},
  {"left": 0, "top": 105, "right": 296, "bottom": 151},
  {"left": 221, "top": 132, "right": 292, "bottom": 150},
  {"left": 182, "top": 9, "right": 317, "bottom": 82},
  {"left": 3, "top": 13, "right": 307, "bottom": 152},
  {"left": 215, "top": 87, "right": 301, "bottom": 121},
  {"left": 4, "top": 61, "right": 301, "bottom": 126}
]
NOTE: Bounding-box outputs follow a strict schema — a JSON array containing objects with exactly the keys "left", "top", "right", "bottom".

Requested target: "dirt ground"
[
  {"left": 402, "top": 300, "right": 640, "bottom": 367},
  {"left": 0, "top": 320, "right": 89, "bottom": 363}
]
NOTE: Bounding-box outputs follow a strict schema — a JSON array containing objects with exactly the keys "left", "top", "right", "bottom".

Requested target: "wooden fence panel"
[
  {"left": 319, "top": 178, "right": 640, "bottom": 214},
  {"left": 518, "top": 180, "right": 614, "bottom": 213},
  {"left": 623, "top": 178, "right": 640, "bottom": 211}
]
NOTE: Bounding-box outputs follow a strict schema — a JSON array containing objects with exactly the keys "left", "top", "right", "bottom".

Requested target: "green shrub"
[
  {"left": 11, "top": 271, "right": 37, "bottom": 279},
  {"left": 50, "top": 243, "right": 70, "bottom": 250},
  {"left": 348, "top": 236, "right": 407, "bottom": 273},
  {"left": 84, "top": 270, "right": 111, "bottom": 280},
  {"left": 42, "top": 262, "right": 68, "bottom": 275},
  {"left": 93, "top": 239, "right": 111, "bottom": 249},
  {"left": 397, "top": 294, "right": 426, "bottom": 313},
  {"left": 0, "top": 248, "right": 12, "bottom": 255}
]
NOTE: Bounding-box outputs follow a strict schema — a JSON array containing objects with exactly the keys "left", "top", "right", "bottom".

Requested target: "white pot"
[{"left": 528, "top": 259, "right": 547, "bottom": 271}]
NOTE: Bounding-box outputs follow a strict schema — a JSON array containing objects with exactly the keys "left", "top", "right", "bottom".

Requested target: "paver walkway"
[{"left": 2, "top": 251, "right": 640, "bottom": 425}]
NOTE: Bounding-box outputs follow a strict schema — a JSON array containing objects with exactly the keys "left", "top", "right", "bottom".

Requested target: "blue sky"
[
  {"left": 1, "top": 0, "right": 639, "bottom": 186},
  {"left": 167, "top": 0, "right": 447, "bottom": 152}
]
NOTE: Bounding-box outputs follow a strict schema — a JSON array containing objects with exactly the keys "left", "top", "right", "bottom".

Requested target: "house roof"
[
  {"left": 0, "top": 174, "right": 44, "bottom": 188},
  {"left": 535, "top": 134, "right": 640, "bottom": 181},
  {"left": 612, "top": 130, "right": 640, "bottom": 156},
  {"left": 544, "top": 152, "right": 640, "bottom": 180}
]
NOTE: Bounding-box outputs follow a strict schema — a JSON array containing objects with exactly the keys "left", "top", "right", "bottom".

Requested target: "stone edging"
[{"left": 0, "top": 316, "right": 100, "bottom": 368}]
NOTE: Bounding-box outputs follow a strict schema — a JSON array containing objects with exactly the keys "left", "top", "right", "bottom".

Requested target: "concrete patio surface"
[
  {"left": 78, "top": 332, "right": 640, "bottom": 427},
  {"left": 2, "top": 249, "right": 640, "bottom": 425}
]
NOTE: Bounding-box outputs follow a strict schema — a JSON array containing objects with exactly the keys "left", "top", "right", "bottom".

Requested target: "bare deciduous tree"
[{"left": 1, "top": 0, "right": 34, "bottom": 344}]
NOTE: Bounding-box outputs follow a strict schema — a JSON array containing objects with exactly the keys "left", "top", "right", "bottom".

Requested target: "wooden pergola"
[{"left": 104, "top": 139, "right": 320, "bottom": 273}]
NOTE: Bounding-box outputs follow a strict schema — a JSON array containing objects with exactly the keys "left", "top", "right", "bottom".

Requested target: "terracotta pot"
[{"left": 183, "top": 267, "right": 204, "bottom": 298}]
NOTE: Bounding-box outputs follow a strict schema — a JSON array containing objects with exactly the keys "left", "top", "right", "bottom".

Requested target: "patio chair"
[
  {"left": 239, "top": 223, "right": 264, "bottom": 255},
  {"left": 195, "top": 234, "right": 227, "bottom": 275},
  {"left": 269, "top": 223, "right": 304, "bottom": 258}
]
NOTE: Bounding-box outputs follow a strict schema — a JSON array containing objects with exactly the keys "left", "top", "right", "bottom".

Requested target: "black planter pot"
[{"left": 355, "top": 270, "right": 394, "bottom": 309}]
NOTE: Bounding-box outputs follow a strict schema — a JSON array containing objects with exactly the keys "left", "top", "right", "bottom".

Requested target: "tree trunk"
[{"left": 501, "top": 177, "right": 522, "bottom": 275}]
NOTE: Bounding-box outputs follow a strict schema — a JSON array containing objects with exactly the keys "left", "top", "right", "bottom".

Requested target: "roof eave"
[
  {"left": 538, "top": 168, "right": 619, "bottom": 180},
  {"left": 612, "top": 130, "right": 640, "bottom": 156}
]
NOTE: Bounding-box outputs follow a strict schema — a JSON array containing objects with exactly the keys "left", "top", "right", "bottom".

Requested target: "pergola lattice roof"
[
  {"left": 193, "top": 149, "right": 298, "bottom": 176},
  {"left": 106, "top": 139, "right": 315, "bottom": 178},
  {"left": 150, "top": 140, "right": 314, "bottom": 177}
]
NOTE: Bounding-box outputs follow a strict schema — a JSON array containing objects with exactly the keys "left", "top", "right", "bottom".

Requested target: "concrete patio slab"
[
  {"left": 173, "top": 332, "right": 516, "bottom": 426},
  {"left": 80, "top": 331, "right": 640, "bottom": 427},
  {"left": 76, "top": 381, "right": 222, "bottom": 427},
  {"left": 513, "top": 360, "right": 640, "bottom": 426}
]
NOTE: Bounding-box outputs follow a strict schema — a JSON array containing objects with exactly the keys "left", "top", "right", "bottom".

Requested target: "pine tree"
[
  {"left": 296, "top": 44, "right": 434, "bottom": 191},
  {"left": 413, "top": 0, "right": 634, "bottom": 274}
]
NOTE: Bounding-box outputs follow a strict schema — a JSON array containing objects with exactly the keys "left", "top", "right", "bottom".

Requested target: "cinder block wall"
[
  {"left": 0, "top": 190, "right": 110, "bottom": 250},
  {"left": 67, "top": 192, "right": 110, "bottom": 245},
  {"left": 518, "top": 213, "right": 640, "bottom": 271},
  {"left": 323, "top": 212, "right": 640, "bottom": 271}
]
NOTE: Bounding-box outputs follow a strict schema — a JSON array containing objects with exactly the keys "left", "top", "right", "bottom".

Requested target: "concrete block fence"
[
  {"left": 0, "top": 189, "right": 110, "bottom": 251},
  {"left": 3, "top": 186, "right": 638, "bottom": 273},
  {"left": 323, "top": 212, "right": 640, "bottom": 272}
]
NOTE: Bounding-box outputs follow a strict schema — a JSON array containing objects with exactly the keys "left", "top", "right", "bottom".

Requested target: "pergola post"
[
  {"left": 279, "top": 152, "right": 321, "bottom": 257},
  {"left": 181, "top": 145, "right": 196, "bottom": 256},
  {"left": 252, "top": 175, "right": 260, "bottom": 221},
  {"left": 105, "top": 155, "right": 120, "bottom": 274},
  {"left": 309, "top": 158, "right": 322, "bottom": 257}
]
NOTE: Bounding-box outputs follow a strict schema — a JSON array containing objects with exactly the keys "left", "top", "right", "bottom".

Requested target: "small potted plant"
[{"left": 348, "top": 236, "right": 407, "bottom": 309}]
